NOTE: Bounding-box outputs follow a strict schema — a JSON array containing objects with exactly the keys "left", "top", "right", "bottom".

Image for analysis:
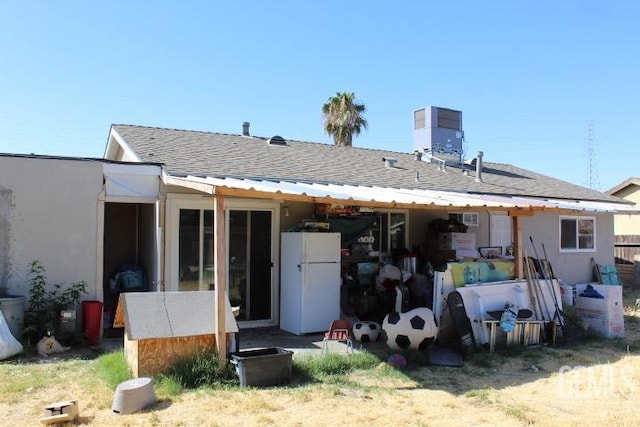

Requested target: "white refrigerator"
[{"left": 280, "top": 232, "right": 341, "bottom": 335}]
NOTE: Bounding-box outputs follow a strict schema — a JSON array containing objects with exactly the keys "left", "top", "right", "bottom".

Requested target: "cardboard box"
[
  {"left": 575, "top": 283, "right": 624, "bottom": 338},
  {"left": 439, "top": 232, "right": 476, "bottom": 251},
  {"left": 575, "top": 283, "right": 623, "bottom": 311}
]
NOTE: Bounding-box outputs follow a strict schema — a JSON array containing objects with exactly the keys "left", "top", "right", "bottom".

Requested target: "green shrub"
[
  {"left": 293, "top": 352, "right": 380, "bottom": 379},
  {"left": 92, "top": 350, "right": 131, "bottom": 389},
  {"left": 23, "top": 260, "right": 87, "bottom": 343},
  {"left": 155, "top": 376, "right": 184, "bottom": 396},
  {"left": 163, "top": 350, "right": 237, "bottom": 389}
]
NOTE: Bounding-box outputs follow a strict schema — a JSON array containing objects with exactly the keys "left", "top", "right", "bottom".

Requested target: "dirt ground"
[{"left": 2, "top": 291, "right": 640, "bottom": 427}]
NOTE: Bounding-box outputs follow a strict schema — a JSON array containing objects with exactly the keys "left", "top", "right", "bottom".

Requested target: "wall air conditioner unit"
[
  {"left": 462, "top": 212, "right": 479, "bottom": 227},
  {"left": 450, "top": 211, "right": 479, "bottom": 227}
]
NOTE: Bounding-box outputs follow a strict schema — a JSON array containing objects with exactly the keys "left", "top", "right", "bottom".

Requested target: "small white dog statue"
[{"left": 37, "top": 335, "right": 71, "bottom": 357}]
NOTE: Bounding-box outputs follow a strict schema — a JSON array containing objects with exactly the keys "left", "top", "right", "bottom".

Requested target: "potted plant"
[{"left": 23, "top": 260, "right": 87, "bottom": 345}]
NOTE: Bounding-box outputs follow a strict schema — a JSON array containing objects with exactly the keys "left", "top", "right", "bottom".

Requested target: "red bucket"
[{"left": 82, "top": 300, "right": 103, "bottom": 346}]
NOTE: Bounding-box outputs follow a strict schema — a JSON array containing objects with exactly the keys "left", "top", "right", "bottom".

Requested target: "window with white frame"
[
  {"left": 559, "top": 216, "right": 595, "bottom": 252},
  {"left": 449, "top": 212, "right": 479, "bottom": 227}
]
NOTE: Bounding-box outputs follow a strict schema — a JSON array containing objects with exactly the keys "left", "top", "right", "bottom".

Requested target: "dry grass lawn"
[{"left": 2, "top": 290, "right": 640, "bottom": 427}]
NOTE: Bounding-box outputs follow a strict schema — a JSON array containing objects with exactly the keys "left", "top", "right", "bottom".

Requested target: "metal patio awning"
[{"left": 162, "top": 174, "right": 639, "bottom": 214}]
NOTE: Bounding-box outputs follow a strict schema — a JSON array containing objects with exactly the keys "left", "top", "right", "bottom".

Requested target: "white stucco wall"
[
  {"left": 611, "top": 185, "right": 640, "bottom": 235},
  {"left": 0, "top": 155, "right": 103, "bottom": 299},
  {"left": 520, "top": 211, "right": 615, "bottom": 285}
]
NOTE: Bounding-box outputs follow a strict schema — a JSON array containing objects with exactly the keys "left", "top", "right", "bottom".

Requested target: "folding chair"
[{"left": 322, "top": 319, "right": 353, "bottom": 353}]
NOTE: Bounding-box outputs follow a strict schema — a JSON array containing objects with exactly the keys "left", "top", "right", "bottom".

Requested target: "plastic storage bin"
[
  {"left": 230, "top": 347, "right": 293, "bottom": 387},
  {"left": 82, "top": 300, "right": 103, "bottom": 346}
]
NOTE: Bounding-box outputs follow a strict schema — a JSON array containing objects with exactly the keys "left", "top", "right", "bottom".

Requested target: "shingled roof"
[{"left": 109, "top": 124, "right": 624, "bottom": 204}]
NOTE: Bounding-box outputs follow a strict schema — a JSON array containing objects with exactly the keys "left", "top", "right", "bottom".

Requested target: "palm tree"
[{"left": 322, "top": 92, "right": 368, "bottom": 147}]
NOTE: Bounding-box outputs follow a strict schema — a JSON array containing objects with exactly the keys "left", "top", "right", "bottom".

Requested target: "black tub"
[{"left": 230, "top": 347, "right": 293, "bottom": 387}]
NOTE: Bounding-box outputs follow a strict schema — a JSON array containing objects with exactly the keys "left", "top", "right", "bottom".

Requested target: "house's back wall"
[
  {"left": 0, "top": 156, "right": 102, "bottom": 298},
  {"left": 521, "top": 211, "right": 614, "bottom": 285}
]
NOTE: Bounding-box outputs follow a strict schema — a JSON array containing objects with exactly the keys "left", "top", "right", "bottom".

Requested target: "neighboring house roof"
[
  {"left": 108, "top": 124, "right": 628, "bottom": 207},
  {"left": 607, "top": 177, "right": 640, "bottom": 195},
  {"left": 0, "top": 152, "right": 162, "bottom": 167}
]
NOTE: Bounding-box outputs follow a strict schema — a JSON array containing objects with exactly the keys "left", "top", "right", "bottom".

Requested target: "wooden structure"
[
  {"left": 483, "top": 320, "right": 544, "bottom": 352},
  {"left": 40, "top": 400, "right": 79, "bottom": 425},
  {"left": 114, "top": 291, "right": 238, "bottom": 377},
  {"left": 614, "top": 235, "right": 640, "bottom": 264},
  {"left": 614, "top": 235, "right": 640, "bottom": 289}
]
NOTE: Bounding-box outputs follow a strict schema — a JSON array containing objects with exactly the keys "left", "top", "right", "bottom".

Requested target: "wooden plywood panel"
[
  {"left": 113, "top": 294, "right": 125, "bottom": 328},
  {"left": 136, "top": 335, "right": 216, "bottom": 377},
  {"left": 124, "top": 330, "right": 139, "bottom": 377}
]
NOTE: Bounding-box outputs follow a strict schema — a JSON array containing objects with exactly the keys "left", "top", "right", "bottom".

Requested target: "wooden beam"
[
  {"left": 163, "top": 176, "right": 214, "bottom": 194},
  {"left": 513, "top": 216, "right": 523, "bottom": 279},
  {"left": 214, "top": 193, "right": 227, "bottom": 365},
  {"left": 508, "top": 209, "right": 535, "bottom": 217}
]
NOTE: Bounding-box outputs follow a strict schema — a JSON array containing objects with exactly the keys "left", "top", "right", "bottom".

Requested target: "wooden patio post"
[
  {"left": 513, "top": 216, "right": 523, "bottom": 278},
  {"left": 214, "top": 192, "right": 227, "bottom": 364}
]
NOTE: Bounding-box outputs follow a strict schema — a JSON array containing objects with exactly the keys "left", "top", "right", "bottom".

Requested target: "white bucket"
[{"left": 560, "top": 283, "right": 574, "bottom": 307}]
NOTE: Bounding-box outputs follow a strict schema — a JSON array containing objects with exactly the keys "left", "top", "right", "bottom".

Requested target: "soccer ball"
[
  {"left": 382, "top": 307, "right": 438, "bottom": 351},
  {"left": 352, "top": 321, "right": 382, "bottom": 342}
]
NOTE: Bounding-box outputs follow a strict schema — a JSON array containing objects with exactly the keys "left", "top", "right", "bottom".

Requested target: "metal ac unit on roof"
[{"left": 413, "top": 106, "right": 463, "bottom": 159}]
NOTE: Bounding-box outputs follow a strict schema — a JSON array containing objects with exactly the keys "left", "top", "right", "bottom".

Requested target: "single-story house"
[
  {"left": 102, "top": 123, "right": 636, "bottom": 330},
  {"left": 1, "top": 119, "right": 637, "bottom": 354}
]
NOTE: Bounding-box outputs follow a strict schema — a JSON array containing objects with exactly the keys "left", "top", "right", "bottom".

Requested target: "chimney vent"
[
  {"left": 382, "top": 157, "right": 398, "bottom": 168},
  {"left": 414, "top": 150, "right": 423, "bottom": 161},
  {"left": 242, "top": 122, "right": 250, "bottom": 136}
]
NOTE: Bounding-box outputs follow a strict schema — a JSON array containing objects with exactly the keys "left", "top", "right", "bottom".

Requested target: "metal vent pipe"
[
  {"left": 475, "top": 151, "right": 484, "bottom": 183},
  {"left": 382, "top": 157, "right": 398, "bottom": 168}
]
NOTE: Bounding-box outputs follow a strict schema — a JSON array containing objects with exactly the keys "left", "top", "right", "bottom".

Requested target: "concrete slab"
[
  {"left": 101, "top": 326, "right": 392, "bottom": 359},
  {"left": 239, "top": 327, "right": 389, "bottom": 358}
]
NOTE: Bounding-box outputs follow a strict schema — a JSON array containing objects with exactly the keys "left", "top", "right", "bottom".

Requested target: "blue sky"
[{"left": 1, "top": 1, "right": 637, "bottom": 191}]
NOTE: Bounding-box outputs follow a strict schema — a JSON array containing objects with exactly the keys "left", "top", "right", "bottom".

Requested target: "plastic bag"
[{"left": 500, "top": 301, "right": 518, "bottom": 333}]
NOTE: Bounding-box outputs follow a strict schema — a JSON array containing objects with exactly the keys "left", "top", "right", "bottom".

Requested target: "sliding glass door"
[
  {"left": 168, "top": 195, "right": 279, "bottom": 328},
  {"left": 228, "top": 209, "right": 274, "bottom": 324}
]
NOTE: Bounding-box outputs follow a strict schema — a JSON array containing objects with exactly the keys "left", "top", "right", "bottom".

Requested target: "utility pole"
[{"left": 584, "top": 121, "right": 600, "bottom": 190}]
